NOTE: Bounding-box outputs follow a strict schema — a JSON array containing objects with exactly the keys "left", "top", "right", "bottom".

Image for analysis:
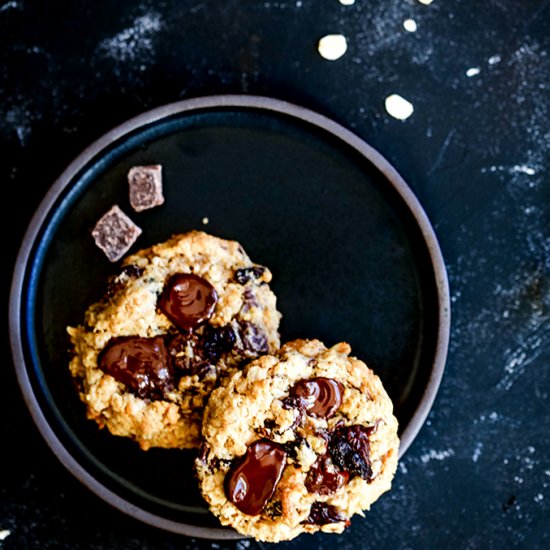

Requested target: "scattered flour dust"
[
  {"left": 451, "top": 40, "right": 550, "bottom": 393},
  {"left": 0, "top": 0, "right": 19, "bottom": 12},
  {"left": 98, "top": 12, "right": 162, "bottom": 63},
  {"left": 419, "top": 448, "right": 455, "bottom": 464},
  {"left": 472, "top": 442, "right": 484, "bottom": 463}
]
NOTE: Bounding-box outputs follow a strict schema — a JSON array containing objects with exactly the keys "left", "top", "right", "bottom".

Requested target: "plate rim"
[{"left": 9, "top": 94, "right": 451, "bottom": 539}]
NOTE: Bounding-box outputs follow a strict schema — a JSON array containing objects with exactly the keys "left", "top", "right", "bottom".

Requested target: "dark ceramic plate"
[{"left": 9, "top": 95, "right": 450, "bottom": 539}]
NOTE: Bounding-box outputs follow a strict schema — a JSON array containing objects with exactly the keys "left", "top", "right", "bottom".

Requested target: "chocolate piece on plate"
[
  {"left": 91, "top": 205, "right": 142, "bottom": 262},
  {"left": 128, "top": 164, "right": 164, "bottom": 212}
]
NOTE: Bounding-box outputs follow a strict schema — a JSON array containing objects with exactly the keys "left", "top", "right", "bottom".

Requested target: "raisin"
[
  {"left": 166, "top": 333, "right": 206, "bottom": 374},
  {"left": 242, "top": 288, "right": 259, "bottom": 309},
  {"left": 303, "top": 502, "right": 349, "bottom": 526},
  {"left": 238, "top": 322, "right": 268, "bottom": 355},
  {"left": 201, "top": 325, "right": 236, "bottom": 363},
  {"left": 329, "top": 425, "right": 374, "bottom": 481},
  {"left": 264, "top": 419, "right": 277, "bottom": 430},
  {"left": 264, "top": 499, "right": 283, "bottom": 519},
  {"left": 234, "top": 266, "right": 266, "bottom": 284},
  {"left": 106, "top": 264, "right": 144, "bottom": 298},
  {"left": 305, "top": 454, "right": 349, "bottom": 495},
  {"left": 282, "top": 437, "right": 305, "bottom": 463},
  {"left": 121, "top": 264, "right": 144, "bottom": 278},
  {"left": 166, "top": 325, "right": 235, "bottom": 375}
]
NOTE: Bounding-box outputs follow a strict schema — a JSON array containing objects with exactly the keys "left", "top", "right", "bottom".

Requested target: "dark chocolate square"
[
  {"left": 91, "top": 205, "right": 142, "bottom": 262},
  {"left": 128, "top": 164, "right": 164, "bottom": 212}
]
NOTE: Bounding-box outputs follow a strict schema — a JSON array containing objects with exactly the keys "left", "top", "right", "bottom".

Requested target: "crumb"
[
  {"left": 384, "top": 94, "right": 414, "bottom": 121},
  {"left": 202, "top": 217, "right": 209, "bottom": 225},
  {"left": 403, "top": 19, "right": 417, "bottom": 32},
  {"left": 339, "top": 0, "right": 355, "bottom": 5},
  {"left": 0, "top": 530, "right": 11, "bottom": 541},
  {"left": 317, "top": 34, "right": 348, "bottom": 61},
  {"left": 466, "top": 67, "right": 481, "bottom": 77},
  {"left": 417, "top": 0, "right": 433, "bottom": 5}
]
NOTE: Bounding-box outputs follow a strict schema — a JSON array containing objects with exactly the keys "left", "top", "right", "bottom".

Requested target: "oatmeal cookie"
[
  {"left": 196, "top": 339, "right": 399, "bottom": 542},
  {"left": 67, "top": 231, "right": 281, "bottom": 450}
]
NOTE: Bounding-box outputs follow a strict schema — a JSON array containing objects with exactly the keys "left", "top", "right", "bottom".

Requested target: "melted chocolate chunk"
[
  {"left": 225, "top": 439, "right": 287, "bottom": 515},
  {"left": 329, "top": 425, "right": 374, "bottom": 481},
  {"left": 158, "top": 273, "right": 218, "bottom": 332},
  {"left": 238, "top": 321, "right": 269, "bottom": 355},
  {"left": 98, "top": 336, "right": 173, "bottom": 400},
  {"left": 290, "top": 377, "right": 344, "bottom": 418},
  {"left": 305, "top": 454, "right": 349, "bottom": 495},
  {"left": 234, "top": 266, "right": 266, "bottom": 284},
  {"left": 304, "top": 502, "right": 349, "bottom": 526}
]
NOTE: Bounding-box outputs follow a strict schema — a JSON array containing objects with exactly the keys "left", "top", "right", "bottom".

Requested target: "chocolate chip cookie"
[
  {"left": 67, "top": 231, "right": 281, "bottom": 450},
  {"left": 195, "top": 339, "right": 399, "bottom": 542}
]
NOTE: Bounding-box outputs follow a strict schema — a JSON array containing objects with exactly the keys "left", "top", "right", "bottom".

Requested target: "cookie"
[
  {"left": 67, "top": 231, "right": 282, "bottom": 450},
  {"left": 196, "top": 339, "right": 399, "bottom": 542}
]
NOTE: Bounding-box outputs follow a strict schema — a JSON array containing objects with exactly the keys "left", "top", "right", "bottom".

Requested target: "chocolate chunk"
[
  {"left": 91, "top": 205, "right": 142, "bottom": 262},
  {"left": 234, "top": 266, "right": 266, "bottom": 284},
  {"left": 304, "top": 502, "right": 349, "bottom": 526},
  {"left": 305, "top": 454, "right": 349, "bottom": 495},
  {"left": 158, "top": 273, "right": 218, "bottom": 332},
  {"left": 127, "top": 164, "right": 164, "bottom": 212},
  {"left": 289, "top": 377, "right": 344, "bottom": 419},
  {"left": 329, "top": 425, "right": 374, "bottom": 481},
  {"left": 98, "top": 336, "right": 173, "bottom": 400},
  {"left": 238, "top": 321, "right": 268, "bottom": 356},
  {"left": 224, "top": 439, "right": 287, "bottom": 515}
]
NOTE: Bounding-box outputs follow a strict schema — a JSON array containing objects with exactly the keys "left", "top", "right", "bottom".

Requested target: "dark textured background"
[{"left": 2, "top": 1, "right": 549, "bottom": 548}]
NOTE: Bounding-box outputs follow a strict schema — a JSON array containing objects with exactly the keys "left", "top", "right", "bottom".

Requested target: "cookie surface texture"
[
  {"left": 67, "top": 231, "right": 281, "bottom": 450},
  {"left": 196, "top": 339, "right": 399, "bottom": 542}
]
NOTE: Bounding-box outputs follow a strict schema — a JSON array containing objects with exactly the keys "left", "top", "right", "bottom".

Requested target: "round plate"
[{"left": 9, "top": 95, "right": 450, "bottom": 539}]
